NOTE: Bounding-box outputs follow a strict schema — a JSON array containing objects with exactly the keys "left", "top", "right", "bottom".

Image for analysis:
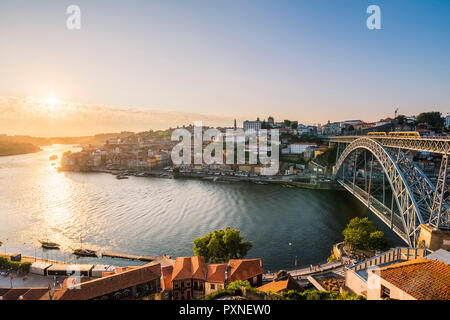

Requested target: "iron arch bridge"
[{"left": 331, "top": 136, "right": 450, "bottom": 248}]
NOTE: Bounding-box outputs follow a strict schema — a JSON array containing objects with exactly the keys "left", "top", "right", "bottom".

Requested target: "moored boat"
[
  {"left": 39, "top": 240, "right": 60, "bottom": 250},
  {"left": 72, "top": 248, "right": 97, "bottom": 257}
]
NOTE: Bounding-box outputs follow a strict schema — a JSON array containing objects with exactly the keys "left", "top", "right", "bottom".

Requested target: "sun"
[{"left": 43, "top": 96, "right": 61, "bottom": 111}]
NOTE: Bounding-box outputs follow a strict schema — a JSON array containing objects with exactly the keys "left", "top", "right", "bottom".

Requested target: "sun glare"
[{"left": 42, "top": 96, "right": 61, "bottom": 111}]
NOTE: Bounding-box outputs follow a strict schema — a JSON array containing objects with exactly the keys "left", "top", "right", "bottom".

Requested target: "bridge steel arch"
[{"left": 334, "top": 137, "right": 435, "bottom": 247}]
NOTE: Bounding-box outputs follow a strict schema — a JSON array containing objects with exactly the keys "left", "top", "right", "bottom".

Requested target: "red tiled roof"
[
  {"left": 161, "top": 265, "right": 173, "bottom": 291},
  {"left": 228, "top": 259, "right": 264, "bottom": 283},
  {"left": 172, "top": 256, "right": 206, "bottom": 281},
  {"left": 22, "top": 288, "right": 50, "bottom": 300},
  {"left": 375, "top": 258, "right": 450, "bottom": 300},
  {"left": 257, "top": 276, "right": 302, "bottom": 293},
  {"left": 206, "top": 264, "right": 227, "bottom": 284},
  {"left": 1, "top": 288, "right": 29, "bottom": 300},
  {"left": 52, "top": 263, "right": 161, "bottom": 300}
]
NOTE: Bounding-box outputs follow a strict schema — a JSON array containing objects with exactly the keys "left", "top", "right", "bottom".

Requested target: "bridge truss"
[{"left": 332, "top": 137, "right": 450, "bottom": 247}]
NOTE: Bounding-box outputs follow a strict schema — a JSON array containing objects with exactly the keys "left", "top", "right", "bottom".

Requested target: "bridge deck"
[{"left": 330, "top": 135, "right": 450, "bottom": 155}]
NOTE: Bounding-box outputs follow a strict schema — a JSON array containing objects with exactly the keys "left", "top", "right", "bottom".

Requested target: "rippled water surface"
[{"left": 0, "top": 145, "right": 403, "bottom": 271}]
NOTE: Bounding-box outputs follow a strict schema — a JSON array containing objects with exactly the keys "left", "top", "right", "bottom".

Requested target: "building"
[
  {"left": 52, "top": 263, "right": 161, "bottom": 300},
  {"left": 205, "top": 264, "right": 227, "bottom": 295},
  {"left": 323, "top": 121, "right": 341, "bottom": 136},
  {"left": 0, "top": 288, "right": 50, "bottom": 300},
  {"left": 243, "top": 118, "right": 262, "bottom": 133},
  {"left": 289, "top": 143, "right": 317, "bottom": 155},
  {"left": 345, "top": 247, "right": 450, "bottom": 300},
  {"left": 446, "top": 115, "right": 450, "bottom": 129},
  {"left": 167, "top": 256, "right": 264, "bottom": 300},
  {"left": 171, "top": 256, "right": 207, "bottom": 300},
  {"left": 257, "top": 275, "right": 302, "bottom": 293},
  {"left": 367, "top": 258, "right": 450, "bottom": 300}
]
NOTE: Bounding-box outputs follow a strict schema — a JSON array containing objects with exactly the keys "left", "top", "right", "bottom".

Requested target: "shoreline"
[{"left": 59, "top": 165, "right": 342, "bottom": 191}]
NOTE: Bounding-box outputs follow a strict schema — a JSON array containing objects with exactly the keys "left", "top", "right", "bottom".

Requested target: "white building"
[
  {"left": 243, "top": 118, "right": 262, "bottom": 132},
  {"left": 289, "top": 143, "right": 317, "bottom": 154}
]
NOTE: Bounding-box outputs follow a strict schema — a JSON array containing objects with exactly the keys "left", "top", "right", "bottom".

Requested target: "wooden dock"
[{"left": 101, "top": 252, "right": 170, "bottom": 262}]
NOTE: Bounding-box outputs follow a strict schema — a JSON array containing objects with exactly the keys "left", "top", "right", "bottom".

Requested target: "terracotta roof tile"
[
  {"left": 172, "top": 256, "right": 206, "bottom": 281},
  {"left": 52, "top": 263, "right": 161, "bottom": 300},
  {"left": 375, "top": 258, "right": 450, "bottom": 300},
  {"left": 161, "top": 265, "right": 173, "bottom": 291},
  {"left": 257, "top": 276, "right": 302, "bottom": 293},
  {"left": 206, "top": 264, "right": 227, "bottom": 284}
]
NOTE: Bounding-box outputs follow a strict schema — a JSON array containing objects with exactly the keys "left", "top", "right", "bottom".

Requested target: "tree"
[
  {"left": 193, "top": 227, "right": 253, "bottom": 263},
  {"left": 368, "top": 231, "right": 390, "bottom": 251},
  {"left": 395, "top": 114, "right": 407, "bottom": 125},
  {"left": 226, "top": 280, "right": 253, "bottom": 291},
  {"left": 283, "top": 120, "right": 291, "bottom": 128},
  {"left": 417, "top": 112, "right": 445, "bottom": 130},
  {"left": 342, "top": 217, "right": 390, "bottom": 251}
]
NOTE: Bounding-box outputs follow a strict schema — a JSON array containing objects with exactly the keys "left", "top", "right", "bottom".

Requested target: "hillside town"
[{"left": 57, "top": 113, "right": 450, "bottom": 184}]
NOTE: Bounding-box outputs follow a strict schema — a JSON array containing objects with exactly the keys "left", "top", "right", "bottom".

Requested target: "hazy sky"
[{"left": 1, "top": 0, "right": 449, "bottom": 136}]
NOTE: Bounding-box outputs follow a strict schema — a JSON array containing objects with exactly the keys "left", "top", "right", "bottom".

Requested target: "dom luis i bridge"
[{"left": 329, "top": 134, "right": 450, "bottom": 250}]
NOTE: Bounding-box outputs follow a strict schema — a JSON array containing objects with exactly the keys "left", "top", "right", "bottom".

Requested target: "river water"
[{"left": 0, "top": 145, "right": 404, "bottom": 271}]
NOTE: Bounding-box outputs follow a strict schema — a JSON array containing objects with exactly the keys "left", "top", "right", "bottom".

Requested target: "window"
[
  {"left": 381, "top": 285, "right": 390, "bottom": 299},
  {"left": 174, "top": 282, "right": 179, "bottom": 289},
  {"left": 186, "top": 281, "right": 191, "bottom": 287},
  {"left": 211, "top": 284, "right": 215, "bottom": 290}
]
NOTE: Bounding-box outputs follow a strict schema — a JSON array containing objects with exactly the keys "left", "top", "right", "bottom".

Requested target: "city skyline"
[{"left": 1, "top": 0, "right": 450, "bottom": 136}]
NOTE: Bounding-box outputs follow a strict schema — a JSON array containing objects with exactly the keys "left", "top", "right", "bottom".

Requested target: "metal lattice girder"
[
  {"left": 430, "top": 156, "right": 450, "bottom": 230},
  {"left": 334, "top": 138, "right": 433, "bottom": 247},
  {"left": 330, "top": 136, "right": 450, "bottom": 155}
]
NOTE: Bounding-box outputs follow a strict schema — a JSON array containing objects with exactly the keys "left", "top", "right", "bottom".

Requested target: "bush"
[
  {"left": 0, "top": 256, "right": 32, "bottom": 273},
  {"left": 279, "top": 290, "right": 365, "bottom": 300},
  {"left": 202, "top": 289, "right": 236, "bottom": 300}
]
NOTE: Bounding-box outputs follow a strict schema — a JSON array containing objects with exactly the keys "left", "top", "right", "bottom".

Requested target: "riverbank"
[{"left": 59, "top": 165, "right": 342, "bottom": 190}]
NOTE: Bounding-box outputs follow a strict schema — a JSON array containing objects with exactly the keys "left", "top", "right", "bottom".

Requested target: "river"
[{"left": 0, "top": 145, "right": 404, "bottom": 271}]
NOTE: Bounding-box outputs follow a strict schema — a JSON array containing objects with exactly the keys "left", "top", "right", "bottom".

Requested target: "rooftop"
[{"left": 373, "top": 258, "right": 450, "bottom": 300}]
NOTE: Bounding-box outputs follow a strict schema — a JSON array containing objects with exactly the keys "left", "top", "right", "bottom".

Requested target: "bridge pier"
[{"left": 418, "top": 224, "right": 450, "bottom": 251}]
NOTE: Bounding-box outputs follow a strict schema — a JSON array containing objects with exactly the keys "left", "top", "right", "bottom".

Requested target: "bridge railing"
[{"left": 350, "top": 247, "right": 431, "bottom": 273}]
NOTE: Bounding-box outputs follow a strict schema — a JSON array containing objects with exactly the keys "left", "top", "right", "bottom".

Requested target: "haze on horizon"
[{"left": 1, "top": 0, "right": 449, "bottom": 137}]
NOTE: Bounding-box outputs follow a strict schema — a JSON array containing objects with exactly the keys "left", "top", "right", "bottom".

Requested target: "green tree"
[
  {"left": 395, "top": 114, "right": 407, "bottom": 125},
  {"left": 368, "top": 230, "right": 390, "bottom": 251},
  {"left": 417, "top": 112, "right": 445, "bottom": 130},
  {"left": 283, "top": 120, "right": 291, "bottom": 128},
  {"left": 226, "top": 280, "right": 253, "bottom": 291},
  {"left": 193, "top": 227, "right": 253, "bottom": 263}
]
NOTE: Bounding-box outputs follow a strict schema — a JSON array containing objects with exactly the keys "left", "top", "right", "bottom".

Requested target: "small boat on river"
[{"left": 39, "top": 240, "right": 60, "bottom": 250}]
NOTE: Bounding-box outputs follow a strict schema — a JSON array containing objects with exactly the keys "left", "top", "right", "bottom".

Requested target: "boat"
[
  {"left": 72, "top": 248, "right": 97, "bottom": 257},
  {"left": 116, "top": 175, "right": 129, "bottom": 180},
  {"left": 39, "top": 240, "right": 60, "bottom": 250},
  {"left": 253, "top": 181, "right": 268, "bottom": 185}
]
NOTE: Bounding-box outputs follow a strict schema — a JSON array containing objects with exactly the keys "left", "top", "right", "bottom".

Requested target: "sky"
[{"left": 0, "top": 0, "right": 449, "bottom": 136}]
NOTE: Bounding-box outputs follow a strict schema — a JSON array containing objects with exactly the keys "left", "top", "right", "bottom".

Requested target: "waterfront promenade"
[{"left": 263, "top": 260, "right": 346, "bottom": 281}]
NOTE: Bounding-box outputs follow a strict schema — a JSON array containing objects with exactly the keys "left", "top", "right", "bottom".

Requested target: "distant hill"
[
  {"left": 0, "top": 142, "right": 41, "bottom": 156},
  {"left": 0, "top": 132, "right": 136, "bottom": 148}
]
